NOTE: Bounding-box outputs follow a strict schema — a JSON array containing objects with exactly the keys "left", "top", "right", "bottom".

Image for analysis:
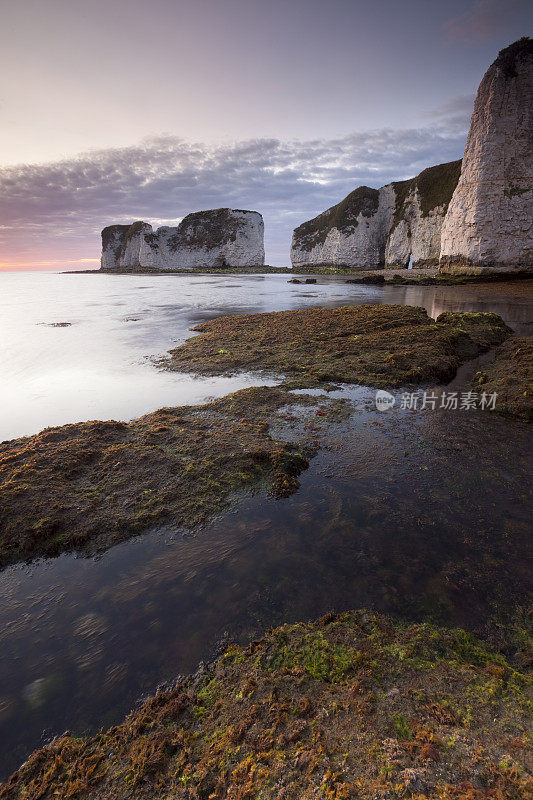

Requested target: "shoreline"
[
  {"left": 2, "top": 611, "right": 530, "bottom": 799},
  {"left": 62, "top": 266, "right": 533, "bottom": 286}
]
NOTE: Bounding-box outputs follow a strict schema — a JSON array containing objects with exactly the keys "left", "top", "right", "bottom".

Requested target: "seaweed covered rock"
[
  {"left": 100, "top": 209, "right": 264, "bottom": 269},
  {"left": 167, "top": 304, "right": 511, "bottom": 388},
  {"left": 0, "top": 387, "right": 322, "bottom": 567},
  {"left": 440, "top": 38, "right": 533, "bottom": 269},
  {"left": 1, "top": 611, "right": 530, "bottom": 799},
  {"left": 474, "top": 335, "right": 533, "bottom": 420}
]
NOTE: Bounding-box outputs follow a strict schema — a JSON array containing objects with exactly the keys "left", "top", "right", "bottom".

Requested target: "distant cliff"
[
  {"left": 440, "top": 37, "right": 533, "bottom": 268},
  {"left": 101, "top": 209, "right": 265, "bottom": 270},
  {"left": 291, "top": 161, "right": 461, "bottom": 269},
  {"left": 292, "top": 37, "right": 532, "bottom": 272}
]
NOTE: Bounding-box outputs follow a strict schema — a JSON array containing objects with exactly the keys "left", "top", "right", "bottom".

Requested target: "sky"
[{"left": 0, "top": 0, "right": 531, "bottom": 268}]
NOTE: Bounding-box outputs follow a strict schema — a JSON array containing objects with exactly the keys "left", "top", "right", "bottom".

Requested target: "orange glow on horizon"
[{"left": 0, "top": 258, "right": 100, "bottom": 271}]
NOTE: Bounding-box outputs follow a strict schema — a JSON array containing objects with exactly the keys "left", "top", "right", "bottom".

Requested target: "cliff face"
[
  {"left": 291, "top": 162, "right": 461, "bottom": 270},
  {"left": 101, "top": 209, "right": 264, "bottom": 269},
  {"left": 386, "top": 161, "right": 462, "bottom": 268},
  {"left": 101, "top": 222, "right": 157, "bottom": 270},
  {"left": 290, "top": 186, "right": 394, "bottom": 269},
  {"left": 440, "top": 38, "right": 533, "bottom": 268}
]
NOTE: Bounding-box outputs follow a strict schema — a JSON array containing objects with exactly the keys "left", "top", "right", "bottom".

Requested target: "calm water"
[
  {"left": 0, "top": 271, "right": 532, "bottom": 777},
  {"left": 1, "top": 271, "right": 531, "bottom": 441}
]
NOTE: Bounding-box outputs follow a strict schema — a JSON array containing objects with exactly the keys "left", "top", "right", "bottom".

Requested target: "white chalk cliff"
[
  {"left": 440, "top": 38, "right": 533, "bottom": 268},
  {"left": 292, "top": 38, "right": 532, "bottom": 271},
  {"left": 101, "top": 209, "right": 264, "bottom": 269},
  {"left": 291, "top": 162, "right": 461, "bottom": 269}
]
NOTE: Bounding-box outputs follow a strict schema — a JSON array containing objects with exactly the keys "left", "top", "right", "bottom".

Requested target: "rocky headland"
[
  {"left": 292, "top": 38, "right": 532, "bottom": 272},
  {"left": 101, "top": 209, "right": 265, "bottom": 270},
  {"left": 291, "top": 161, "right": 462, "bottom": 270},
  {"left": 440, "top": 37, "right": 533, "bottom": 269}
]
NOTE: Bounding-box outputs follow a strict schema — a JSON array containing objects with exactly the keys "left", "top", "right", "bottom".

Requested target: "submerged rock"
[
  {"left": 440, "top": 38, "right": 533, "bottom": 269},
  {"left": 101, "top": 209, "right": 265, "bottom": 269}
]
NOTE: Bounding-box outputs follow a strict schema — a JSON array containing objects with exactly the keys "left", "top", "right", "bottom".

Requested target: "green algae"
[
  {"left": 166, "top": 304, "right": 511, "bottom": 389},
  {"left": 0, "top": 387, "right": 336, "bottom": 568},
  {"left": 2, "top": 611, "right": 530, "bottom": 799},
  {"left": 474, "top": 335, "right": 533, "bottom": 421}
]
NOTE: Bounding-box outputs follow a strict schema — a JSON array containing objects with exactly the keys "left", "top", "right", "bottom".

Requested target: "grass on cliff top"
[
  {"left": 293, "top": 186, "right": 380, "bottom": 251},
  {"left": 0, "top": 387, "right": 333, "bottom": 568},
  {"left": 391, "top": 159, "right": 462, "bottom": 231},
  {"left": 2, "top": 610, "right": 530, "bottom": 800},
  {"left": 167, "top": 304, "right": 511, "bottom": 389},
  {"left": 474, "top": 336, "right": 533, "bottom": 421}
]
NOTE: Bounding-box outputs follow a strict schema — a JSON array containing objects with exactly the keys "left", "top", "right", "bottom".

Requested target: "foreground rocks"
[
  {"left": 0, "top": 388, "right": 324, "bottom": 568},
  {"left": 475, "top": 336, "right": 533, "bottom": 421},
  {"left": 167, "top": 304, "right": 511, "bottom": 388},
  {"left": 1, "top": 611, "right": 530, "bottom": 799},
  {"left": 101, "top": 209, "right": 265, "bottom": 269}
]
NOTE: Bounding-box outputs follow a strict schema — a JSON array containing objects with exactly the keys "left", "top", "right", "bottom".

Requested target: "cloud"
[
  {"left": 0, "top": 121, "right": 468, "bottom": 267},
  {"left": 421, "top": 94, "right": 475, "bottom": 134},
  {"left": 443, "top": 0, "right": 528, "bottom": 44}
]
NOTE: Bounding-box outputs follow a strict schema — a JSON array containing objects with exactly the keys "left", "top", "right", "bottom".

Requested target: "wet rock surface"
[
  {"left": 0, "top": 387, "right": 340, "bottom": 567},
  {"left": 166, "top": 304, "right": 511, "bottom": 388},
  {"left": 1, "top": 611, "right": 530, "bottom": 800}
]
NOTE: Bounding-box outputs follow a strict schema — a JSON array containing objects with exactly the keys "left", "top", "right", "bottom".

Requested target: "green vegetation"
[
  {"left": 293, "top": 186, "right": 380, "bottom": 251},
  {"left": 178, "top": 208, "right": 249, "bottom": 251},
  {"left": 474, "top": 336, "right": 533, "bottom": 421},
  {"left": 391, "top": 160, "right": 462, "bottom": 232},
  {"left": 2, "top": 611, "right": 530, "bottom": 799},
  {"left": 166, "top": 303, "right": 511, "bottom": 389}
]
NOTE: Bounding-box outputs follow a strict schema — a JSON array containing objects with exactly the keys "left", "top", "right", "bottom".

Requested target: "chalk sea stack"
[
  {"left": 291, "top": 38, "right": 532, "bottom": 271},
  {"left": 440, "top": 37, "right": 533, "bottom": 268},
  {"left": 101, "top": 209, "right": 265, "bottom": 270}
]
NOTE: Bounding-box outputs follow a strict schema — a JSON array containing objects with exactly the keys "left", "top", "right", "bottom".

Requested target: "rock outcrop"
[
  {"left": 291, "top": 162, "right": 461, "bottom": 270},
  {"left": 290, "top": 186, "right": 394, "bottom": 269},
  {"left": 292, "top": 38, "right": 532, "bottom": 272},
  {"left": 101, "top": 209, "right": 264, "bottom": 269},
  {"left": 440, "top": 38, "right": 533, "bottom": 268},
  {"left": 386, "top": 161, "right": 462, "bottom": 268}
]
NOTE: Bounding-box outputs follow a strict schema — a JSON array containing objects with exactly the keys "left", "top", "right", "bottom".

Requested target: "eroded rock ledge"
[
  {"left": 0, "top": 388, "right": 322, "bottom": 568},
  {"left": 166, "top": 304, "right": 511, "bottom": 389}
]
